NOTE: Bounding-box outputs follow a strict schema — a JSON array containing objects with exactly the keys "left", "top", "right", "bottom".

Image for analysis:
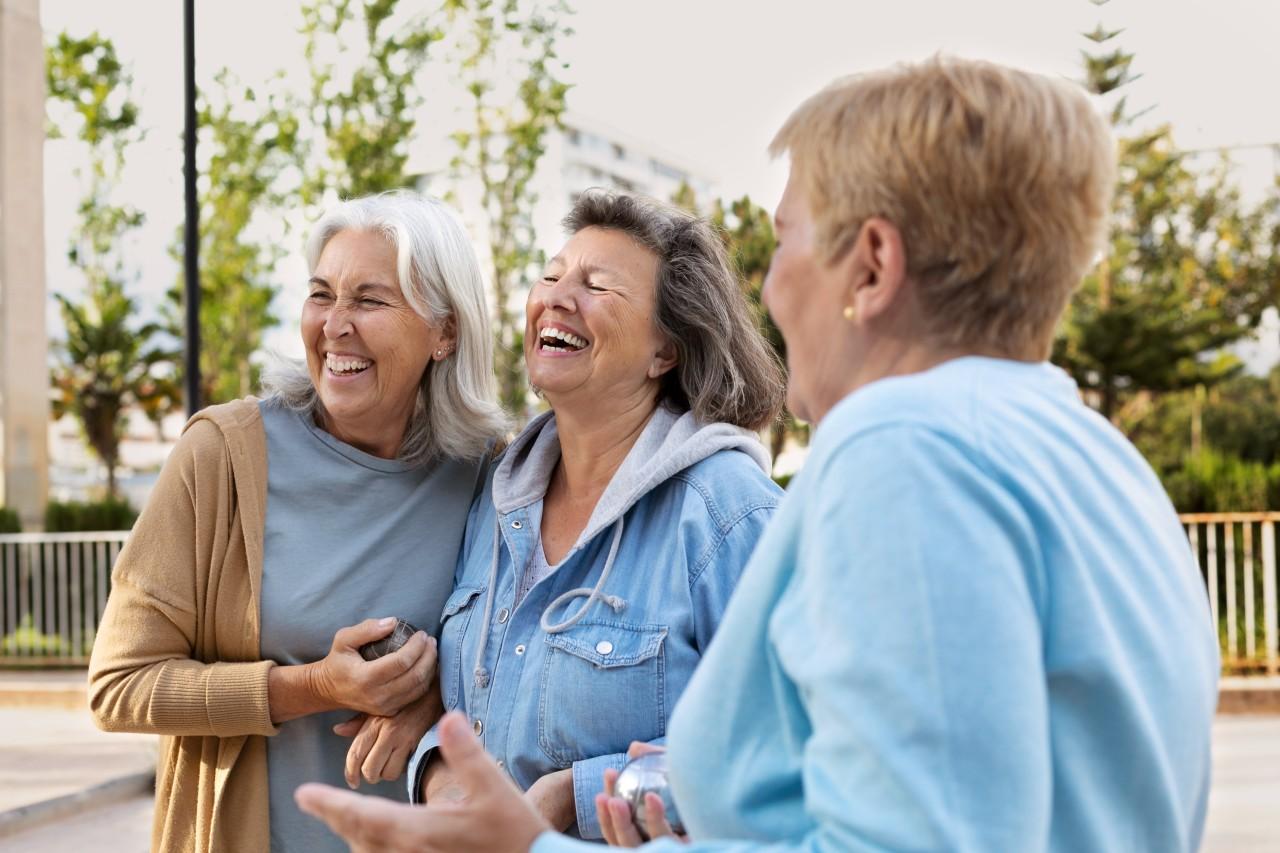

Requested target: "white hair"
[{"left": 264, "top": 191, "right": 509, "bottom": 464}]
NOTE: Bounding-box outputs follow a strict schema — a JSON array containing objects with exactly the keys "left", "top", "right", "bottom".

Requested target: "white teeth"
[
  {"left": 325, "top": 353, "right": 372, "bottom": 375},
  {"left": 538, "top": 327, "right": 587, "bottom": 350}
]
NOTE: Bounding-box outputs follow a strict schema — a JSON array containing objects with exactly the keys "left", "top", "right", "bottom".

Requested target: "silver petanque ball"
[
  {"left": 613, "top": 752, "right": 685, "bottom": 840},
  {"left": 357, "top": 619, "right": 421, "bottom": 662}
]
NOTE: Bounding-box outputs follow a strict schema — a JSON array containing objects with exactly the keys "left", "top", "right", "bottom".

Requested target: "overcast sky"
[{"left": 39, "top": 0, "right": 1280, "bottom": 363}]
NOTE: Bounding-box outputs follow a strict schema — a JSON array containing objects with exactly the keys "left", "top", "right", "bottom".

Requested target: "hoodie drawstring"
[
  {"left": 472, "top": 516, "right": 628, "bottom": 689},
  {"left": 471, "top": 523, "right": 502, "bottom": 689},
  {"left": 541, "top": 518, "right": 628, "bottom": 634}
]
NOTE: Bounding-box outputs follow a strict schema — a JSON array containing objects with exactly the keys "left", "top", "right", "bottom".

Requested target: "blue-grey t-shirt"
[{"left": 258, "top": 399, "right": 482, "bottom": 852}]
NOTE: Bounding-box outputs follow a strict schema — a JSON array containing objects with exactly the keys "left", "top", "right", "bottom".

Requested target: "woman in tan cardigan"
[{"left": 87, "top": 192, "right": 507, "bottom": 853}]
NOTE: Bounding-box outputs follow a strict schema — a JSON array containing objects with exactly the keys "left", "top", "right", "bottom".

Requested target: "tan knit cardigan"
[{"left": 89, "top": 399, "right": 278, "bottom": 853}]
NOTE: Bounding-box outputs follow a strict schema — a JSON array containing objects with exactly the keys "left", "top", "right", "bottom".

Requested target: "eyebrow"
[{"left": 308, "top": 277, "right": 397, "bottom": 294}]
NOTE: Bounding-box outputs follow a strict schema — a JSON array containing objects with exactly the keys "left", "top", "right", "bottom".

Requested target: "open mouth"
[
  {"left": 537, "top": 326, "right": 589, "bottom": 353},
  {"left": 326, "top": 353, "right": 373, "bottom": 376}
]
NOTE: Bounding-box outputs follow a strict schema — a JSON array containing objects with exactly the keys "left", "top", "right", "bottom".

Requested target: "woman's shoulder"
[
  {"left": 173, "top": 397, "right": 266, "bottom": 465},
  {"left": 667, "top": 447, "right": 782, "bottom": 530}
]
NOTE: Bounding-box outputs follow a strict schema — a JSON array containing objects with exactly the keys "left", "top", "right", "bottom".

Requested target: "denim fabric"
[{"left": 409, "top": 436, "right": 779, "bottom": 839}]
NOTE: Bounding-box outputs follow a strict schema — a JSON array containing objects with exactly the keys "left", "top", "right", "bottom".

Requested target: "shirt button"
[
  {"left": 511, "top": 520, "right": 523, "bottom": 529},
  {"left": 497, "top": 608, "right": 510, "bottom": 624},
  {"left": 595, "top": 640, "right": 614, "bottom": 655},
  {"left": 473, "top": 718, "right": 483, "bottom": 736},
  {"left": 515, "top": 644, "right": 526, "bottom": 655}
]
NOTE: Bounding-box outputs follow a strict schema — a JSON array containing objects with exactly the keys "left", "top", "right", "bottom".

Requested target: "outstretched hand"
[{"left": 296, "top": 712, "right": 550, "bottom": 853}]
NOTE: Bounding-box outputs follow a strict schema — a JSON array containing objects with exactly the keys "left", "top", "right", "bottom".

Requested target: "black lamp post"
[{"left": 182, "top": 0, "right": 201, "bottom": 417}]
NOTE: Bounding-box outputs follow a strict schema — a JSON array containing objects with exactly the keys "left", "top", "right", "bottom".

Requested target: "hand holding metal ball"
[
  {"left": 358, "top": 618, "right": 421, "bottom": 661},
  {"left": 613, "top": 751, "right": 685, "bottom": 840}
]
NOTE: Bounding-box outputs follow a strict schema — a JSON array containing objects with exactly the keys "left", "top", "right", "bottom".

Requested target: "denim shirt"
[{"left": 408, "top": 407, "right": 780, "bottom": 839}]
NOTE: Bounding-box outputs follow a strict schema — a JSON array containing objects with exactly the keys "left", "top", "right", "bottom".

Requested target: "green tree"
[
  {"left": 1053, "top": 4, "right": 1280, "bottom": 419},
  {"left": 300, "top": 0, "right": 442, "bottom": 202},
  {"left": 166, "top": 71, "right": 301, "bottom": 404},
  {"left": 447, "top": 0, "right": 572, "bottom": 415},
  {"left": 708, "top": 196, "right": 800, "bottom": 461},
  {"left": 46, "top": 32, "right": 178, "bottom": 497}
]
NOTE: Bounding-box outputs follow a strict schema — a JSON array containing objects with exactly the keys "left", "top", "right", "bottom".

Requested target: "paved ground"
[
  {"left": 0, "top": 687, "right": 1275, "bottom": 851},
  {"left": 0, "top": 705, "right": 155, "bottom": 815},
  {"left": 1202, "top": 715, "right": 1280, "bottom": 851}
]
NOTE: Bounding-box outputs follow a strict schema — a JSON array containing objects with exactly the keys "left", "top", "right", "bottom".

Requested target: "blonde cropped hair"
[{"left": 770, "top": 56, "right": 1116, "bottom": 359}]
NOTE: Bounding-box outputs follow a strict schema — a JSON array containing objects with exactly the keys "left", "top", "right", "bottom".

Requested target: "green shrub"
[
  {"left": 0, "top": 614, "right": 71, "bottom": 656},
  {"left": 44, "top": 497, "right": 137, "bottom": 532},
  {"left": 0, "top": 507, "right": 19, "bottom": 534},
  {"left": 1161, "top": 449, "right": 1274, "bottom": 513}
]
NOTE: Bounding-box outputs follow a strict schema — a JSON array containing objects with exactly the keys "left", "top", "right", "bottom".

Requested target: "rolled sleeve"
[
  {"left": 406, "top": 724, "right": 442, "bottom": 803},
  {"left": 571, "top": 751, "right": 630, "bottom": 839}
]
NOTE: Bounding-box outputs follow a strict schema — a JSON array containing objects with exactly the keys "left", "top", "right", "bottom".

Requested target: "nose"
[
  {"left": 538, "top": 273, "right": 579, "bottom": 314},
  {"left": 322, "top": 301, "right": 355, "bottom": 340}
]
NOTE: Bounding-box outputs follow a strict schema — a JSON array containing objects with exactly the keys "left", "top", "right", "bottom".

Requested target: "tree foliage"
[
  {"left": 46, "top": 32, "right": 178, "bottom": 497},
  {"left": 1053, "top": 3, "right": 1280, "bottom": 419},
  {"left": 301, "top": 0, "right": 442, "bottom": 202},
  {"left": 166, "top": 71, "right": 301, "bottom": 404},
  {"left": 447, "top": 0, "right": 572, "bottom": 415}
]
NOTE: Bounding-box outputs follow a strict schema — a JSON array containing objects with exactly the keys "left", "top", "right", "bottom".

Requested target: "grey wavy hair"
[
  {"left": 264, "top": 191, "right": 509, "bottom": 464},
  {"left": 564, "top": 189, "right": 786, "bottom": 431}
]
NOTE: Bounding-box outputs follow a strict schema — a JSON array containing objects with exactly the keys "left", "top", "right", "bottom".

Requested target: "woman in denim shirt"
[{"left": 404, "top": 190, "right": 787, "bottom": 839}]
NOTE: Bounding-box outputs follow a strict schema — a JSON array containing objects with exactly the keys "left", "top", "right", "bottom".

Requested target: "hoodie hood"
[{"left": 492, "top": 404, "right": 771, "bottom": 552}]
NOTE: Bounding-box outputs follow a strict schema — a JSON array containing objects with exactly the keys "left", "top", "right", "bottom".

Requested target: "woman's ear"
[
  {"left": 435, "top": 315, "right": 458, "bottom": 360},
  {"left": 846, "top": 218, "right": 908, "bottom": 321},
  {"left": 647, "top": 338, "right": 678, "bottom": 380}
]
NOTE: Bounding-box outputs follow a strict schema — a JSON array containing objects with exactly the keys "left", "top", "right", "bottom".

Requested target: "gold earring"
[{"left": 842, "top": 305, "right": 857, "bottom": 322}]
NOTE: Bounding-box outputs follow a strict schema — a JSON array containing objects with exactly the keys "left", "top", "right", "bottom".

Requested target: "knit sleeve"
[{"left": 88, "top": 418, "right": 279, "bottom": 738}]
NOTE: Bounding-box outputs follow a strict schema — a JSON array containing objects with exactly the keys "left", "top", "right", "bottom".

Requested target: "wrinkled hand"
[
  {"left": 312, "top": 618, "right": 437, "bottom": 718},
  {"left": 596, "top": 742, "right": 687, "bottom": 848},
  {"left": 523, "top": 768, "right": 576, "bottom": 833},
  {"left": 296, "top": 712, "right": 550, "bottom": 853},
  {"left": 334, "top": 686, "right": 444, "bottom": 788}
]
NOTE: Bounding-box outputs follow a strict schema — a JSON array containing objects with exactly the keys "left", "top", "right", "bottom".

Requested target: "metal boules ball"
[
  {"left": 613, "top": 751, "right": 685, "bottom": 840},
  {"left": 358, "top": 619, "right": 422, "bottom": 661}
]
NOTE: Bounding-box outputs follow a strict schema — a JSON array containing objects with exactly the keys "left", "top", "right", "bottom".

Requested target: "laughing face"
[
  {"left": 525, "top": 226, "right": 674, "bottom": 411},
  {"left": 302, "top": 229, "right": 452, "bottom": 455}
]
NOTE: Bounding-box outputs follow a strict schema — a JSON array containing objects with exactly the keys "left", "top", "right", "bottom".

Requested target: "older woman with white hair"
[
  {"left": 296, "top": 58, "right": 1219, "bottom": 853},
  {"left": 88, "top": 190, "right": 508, "bottom": 853}
]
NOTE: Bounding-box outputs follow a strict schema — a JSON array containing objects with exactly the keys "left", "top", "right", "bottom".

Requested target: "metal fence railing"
[
  {"left": 0, "top": 517, "right": 1276, "bottom": 673},
  {"left": 0, "top": 532, "right": 129, "bottom": 666},
  {"left": 1181, "top": 513, "right": 1280, "bottom": 675}
]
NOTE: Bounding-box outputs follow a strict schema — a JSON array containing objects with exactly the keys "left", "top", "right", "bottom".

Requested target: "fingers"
[
  {"left": 295, "top": 783, "right": 424, "bottom": 853},
  {"left": 603, "top": 767, "right": 619, "bottom": 797},
  {"left": 361, "top": 722, "right": 397, "bottom": 785},
  {"left": 626, "top": 741, "right": 665, "bottom": 759},
  {"left": 643, "top": 792, "right": 676, "bottom": 839},
  {"left": 334, "top": 617, "right": 397, "bottom": 651},
  {"left": 379, "top": 634, "right": 437, "bottom": 696},
  {"left": 333, "top": 713, "right": 367, "bottom": 739},
  {"left": 602, "top": 797, "right": 645, "bottom": 847},
  {"left": 345, "top": 719, "right": 379, "bottom": 789}
]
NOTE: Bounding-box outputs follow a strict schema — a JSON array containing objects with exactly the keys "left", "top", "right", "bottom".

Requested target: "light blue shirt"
[{"left": 535, "top": 357, "right": 1220, "bottom": 853}]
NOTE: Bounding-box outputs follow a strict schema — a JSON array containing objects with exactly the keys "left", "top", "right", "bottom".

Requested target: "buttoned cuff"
[
  {"left": 406, "top": 724, "right": 442, "bottom": 803},
  {"left": 571, "top": 751, "right": 629, "bottom": 840}
]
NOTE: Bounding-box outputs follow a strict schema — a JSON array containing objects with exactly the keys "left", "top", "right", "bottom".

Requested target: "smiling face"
[
  {"left": 525, "top": 226, "right": 675, "bottom": 412},
  {"left": 301, "top": 229, "right": 452, "bottom": 454}
]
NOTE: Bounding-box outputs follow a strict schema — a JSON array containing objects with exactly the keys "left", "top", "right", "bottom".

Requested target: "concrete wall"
[{"left": 0, "top": 0, "right": 50, "bottom": 529}]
